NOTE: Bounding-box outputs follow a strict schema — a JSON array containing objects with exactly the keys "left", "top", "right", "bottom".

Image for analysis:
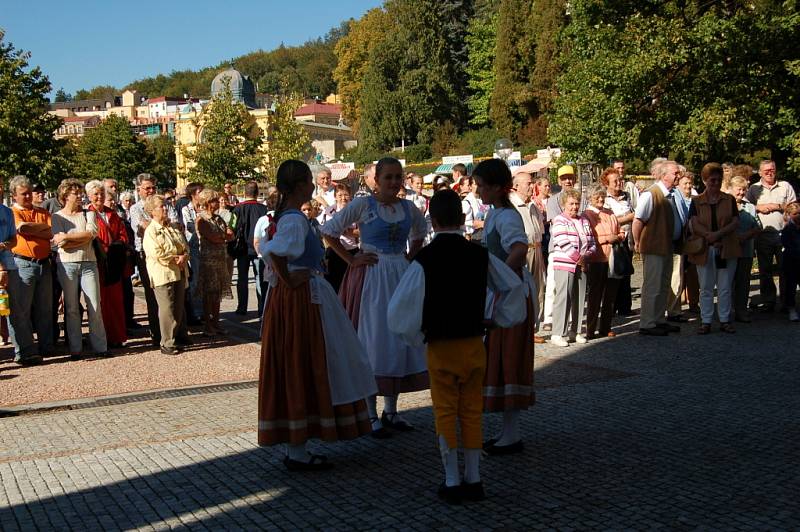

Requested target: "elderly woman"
[
  {"left": 52, "top": 178, "right": 108, "bottom": 359},
  {"left": 86, "top": 180, "right": 129, "bottom": 348},
  {"left": 583, "top": 185, "right": 624, "bottom": 339},
  {"left": 729, "top": 175, "right": 761, "bottom": 322},
  {"left": 549, "top": 188, "right": 596, "bottom": 347},
  {"left": 687, "top": 163, "right": 741, "bottom": 334},
  {"left": 142, "top": 195, "right": 191, "bottom": 355},
  {"left": 195, "top": 189, "right": 234, "bottom": 336},
  {"left": 602, "top": 167, "right": 635, "bottom": 317}
]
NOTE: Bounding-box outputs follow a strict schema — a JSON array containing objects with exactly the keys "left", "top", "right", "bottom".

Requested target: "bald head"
[{"left": 513, "top": 172, "right": 534, "bottom": 203}]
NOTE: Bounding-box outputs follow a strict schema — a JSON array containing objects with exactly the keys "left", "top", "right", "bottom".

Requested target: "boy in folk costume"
[{"left": 388, "top": 190, "right": 525, "bottom": 504}]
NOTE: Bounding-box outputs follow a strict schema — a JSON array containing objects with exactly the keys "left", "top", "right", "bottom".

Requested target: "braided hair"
[{"left": 274, "top": 160, "right": 312, "bottom": 220}]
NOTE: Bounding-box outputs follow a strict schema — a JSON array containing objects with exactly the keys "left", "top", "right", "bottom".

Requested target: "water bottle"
[{"left": 0, "top": 289, "right": 9, "bottom": 317}]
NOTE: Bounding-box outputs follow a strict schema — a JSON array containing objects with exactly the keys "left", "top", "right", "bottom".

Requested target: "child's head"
[
  {"left": 410, "top": 174, "right": 424, "bottom": 193},
  {"left": 472, "top": 159, "right": 512, "bottom": 207},
  {"left": 428, "top": 189, "right": 464, "bottom": 232},
  {"left": 301, "top": 201, "right": 313, "bottom": 219},
  {"left": 786, "top": 201, "right": 800, "bottom": 224},
  {"left": 275, "top": 160, "right": 313, "bottom": 216},
  {"left": 375, "top": 157, "right": 404, "bottom": 199}
]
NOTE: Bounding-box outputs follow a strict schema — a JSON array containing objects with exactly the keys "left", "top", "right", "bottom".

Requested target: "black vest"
[{"left": 414, "top": 233, "right": 489, "bottom": 342}]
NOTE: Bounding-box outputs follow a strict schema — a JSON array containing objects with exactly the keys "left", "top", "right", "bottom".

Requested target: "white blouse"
[
  {"left": 320, "top": 196, "right": 427, "bottom": 251},
  {"left": 483, "top": 207, "right": 528, "bottom": 255}
]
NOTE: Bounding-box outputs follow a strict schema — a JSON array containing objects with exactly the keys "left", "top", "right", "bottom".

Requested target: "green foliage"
[
  {"left": 264, "top": 91, "right": 313, "bottom": 180},
  {"left": 550, "top": 1, "right": 800, "bottom": 172},
  {"left": 185, "top": 82, "right": 264, "bottom": 187},
  {"left": 403, "top": 143, "right": 432, "bottom": 163},
  {"left": 339, "top": 145, "right": 386, "bottom": 166},
  {"left": 73, "top": 114, "right": 150, "bottom": 189},
  {"left": 54, "top": 87, "right": 72, "bottom": 102},
  {"left": 490, "top": 0, "right": 535, "bottom": 141},
  {"left": 465, "top": 11, "right": 497, "bottom": 127},
  {"left": 144, "top": 135, "right": 177, "bottom": 189},
  {"left": 432, "top": 121, "right": 460, "bottom": 156},
  {"left": 0, "top": 31, "right": 68, "bottom": 188},
  {"left": 73, "top": 85, "right": 118, "bottom": 101},
  {"left": 455, "top": 126, "right": 501, "bottom": 156}
]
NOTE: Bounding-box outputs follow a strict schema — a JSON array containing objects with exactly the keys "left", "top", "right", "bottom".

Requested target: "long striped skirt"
[{"left": 258, "top": 281, "right": 372, "bottom": 446}]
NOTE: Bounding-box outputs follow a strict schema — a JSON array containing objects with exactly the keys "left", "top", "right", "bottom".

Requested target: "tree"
[
  {"left": 465, "top": 11, "right": 498, "bottom": 127},
  {"left": 333, "top": 8, "right": 391, "bottom": 131},
  {"left": 73, "top": 85, "right": 117, "bottom": 101},
  {"left": 73, "top": 114, "right": 150, "bottom": 189},
  {"left": 264, "top": 90, "right": 312, "bottom": 180},
  {"left": 490, "top": 0, "right": 535, "bottom": 141},
  {"left": 549, "top": 1, "right": 800, "bottom": 171},
  {"left": 145, "top": 135, "right": 177, "bottom": 188},
  {"left": 0, "top": 30, "right": 67, "bottom": 188},
  {"left": 185, "top": 81, "right": 264, "bottom": 187},
  {"left": 54, "top": 87, "right": 72, "bottom": 102}
]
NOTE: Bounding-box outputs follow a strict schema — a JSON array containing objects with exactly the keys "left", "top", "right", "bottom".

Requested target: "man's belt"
[
  {"left": 528, "top": 243, "right": 541, "bottom": 249},
  {"left": 12, "top": 253, "right": 49, "bottom": 265}
]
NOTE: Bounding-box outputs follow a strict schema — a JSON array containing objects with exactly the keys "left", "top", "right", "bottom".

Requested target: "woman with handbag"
[
  {"left": 86, "top": 180, "right": 128, "bottom": 348},
  {"left": 583, "top": 185, "right": 625, "bottom": 339},
  {"left": 687, "top": 163, "right": 741, "bottom": 334},
  {"left": 602, "top": 168, "right": 635, "bottom": 316},
  {"left": 51, "top": 178, "right": 108, "bottom": 359}
]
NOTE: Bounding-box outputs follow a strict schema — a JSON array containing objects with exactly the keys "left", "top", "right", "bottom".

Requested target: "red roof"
[
  {"left": 147, "top": 96, "right": 187, "bottom": 104},
  {"left": 295, "top": 102, "right": 342, "bottom": 116},
  {"left": 63, "top": 116, "right": 97, "bottom": 123}
]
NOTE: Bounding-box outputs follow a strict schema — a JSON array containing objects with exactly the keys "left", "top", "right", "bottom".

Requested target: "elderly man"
[
  {"left": 355, "top": 163, "right": 377, "bottom": 198},
  {"left": 129, "top": 173, "right": 178, "bottom": 345},
  {"left": 746, "top": 160, "right": 797, "bottom": 312},
  {"left": 314, "top": 168, "right": 335, "bottom": 208},
  {"left": 632, "top": 160, "right": 684, "bottom": 336},
  {"left": 542, "top": 165, "right": 580, "bottom": 330},
  {"left": 512, "top": 172, "right": 545, "bottom": 343},
  {"left": 6, "top": 175, "right": 53, "bottom": 365},
  {"left": 223, "top": 182, "right": 239, "bottom": 206}
]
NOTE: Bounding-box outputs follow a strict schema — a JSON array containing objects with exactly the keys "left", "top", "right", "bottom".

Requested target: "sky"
[{"left": 2, "top": 0, "right": 383, "bottom": 98}]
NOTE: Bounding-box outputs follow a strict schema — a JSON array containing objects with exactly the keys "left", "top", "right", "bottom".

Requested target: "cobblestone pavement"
[
  {"left": 1, "top": 303, "right": 799, "bottom": 530},
  {"left": 1, "top": 265, "right": 800, "bottom": 529}
]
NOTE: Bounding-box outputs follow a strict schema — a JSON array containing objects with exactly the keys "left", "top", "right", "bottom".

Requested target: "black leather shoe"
[
  {"left": 657, "top": 323, "right": 680, "bottom": 333},
  {"left": 381, "top": 412, "right": 414, "bottom": 431},
  {"left": 14, "top": 354, "right": 44, "bottom": 366},
  {"left": 160, "top": 346, "right": 180, "bottom": 355},
  {"left": 666, "top": 315, "right": 688, "bottom": 323},
  {"left": 639, "top": 327, "right": 668, "bottom": 336},
  {"left": 482, "top": 438, "right": 498, "bottom": 451},
  {"left": 484, "top": 440, "right": 524, "bottom": 456},
  {"left": 176, "top": 337, "right": 193, "bottom": 346},
  {"left": 283, "top": 454, "right": 333, "bottom": 472},
  {"left": 460, "top": 481, "right": 486, "bottom": 502},
  {"left": 437, "top": 483, "right": 462, "bottom": 505}
]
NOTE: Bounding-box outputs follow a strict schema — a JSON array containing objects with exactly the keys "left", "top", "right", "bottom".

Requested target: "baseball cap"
[{"left": 557, "top": 165, "right": 576, "bottom": 178}]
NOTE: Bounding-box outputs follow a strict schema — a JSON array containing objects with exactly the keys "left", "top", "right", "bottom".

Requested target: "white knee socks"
[
  {"left": 286, "top": 443, "right": 311, "bottom": 463},
  {"left": 366, "top": 395, "right": 381, "bottom": 430},
  {"left": 439, "top": 435, "right": 460, "bottom": 487},
  {"left": 495, "top": 409, "right": 521, "bottom": 446},
  {"left": 383, "top": 395, "right": 398, "bottom": 414},
  {"left": 463, "top": 449, "right": 481, "bottom": 484}
]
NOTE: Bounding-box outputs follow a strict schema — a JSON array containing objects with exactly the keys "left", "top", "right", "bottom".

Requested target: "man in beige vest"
[
  {"left": 632, "top": 160, "right": 684, "bottom": 336},
  {"left": 511, "top": 172, "right": 544, "bottom": 342}
]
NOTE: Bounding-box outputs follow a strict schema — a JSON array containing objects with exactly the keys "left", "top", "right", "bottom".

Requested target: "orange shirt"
[{"left": 11, "top": 205, "right": 52, "bottom": 260}]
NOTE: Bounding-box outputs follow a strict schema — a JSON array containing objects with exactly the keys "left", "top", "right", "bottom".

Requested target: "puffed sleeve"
[
  {"left": 497, "top": 209, "right": 528, "bottom": 253},
  {"left": 319, "top": 197, "right": 369, "bottom": 238},
  {"left": 387, "top": 261, "right": 426, "bottom": 347},
  {"left": 487, "top": 254, "right": 526, "bottom": 328},
  {"left": 262, "top": 213, "right": 308, "bottom": 260},
  {"left": 407, "top": 199, "right": 428, "bottom": 242}
]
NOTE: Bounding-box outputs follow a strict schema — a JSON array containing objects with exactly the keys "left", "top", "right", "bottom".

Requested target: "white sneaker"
[
  {"left": 789, "top": 308, "right": 799, "bottom": 322},
  {"left": 550, "top": 335, "right": 569, "bottom": 347},
  {"left": 572, "top": 334, "right": 588, "bottom": 344}
]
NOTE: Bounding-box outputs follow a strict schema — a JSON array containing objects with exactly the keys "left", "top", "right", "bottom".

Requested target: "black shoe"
[
  {"left": 14, "top": 354, "right": 43, "bottom": 366},
  {"left": 657, "top": 323, "right": 680, "bottom": 333},
  {"left": 69, "top": 353, "right": 82, "bottom": 361},
  {"left": 370, "top": 427, "right": 393, "bottom": 439},
  {"left": 484, "top": 440, "right": 524, "bottom": 456},
  {"left": 758, "top": 303, "right": 775, "bottom": 313},
  {"left": 234, "top": 309, "right": 247, "bottom": 316},
  {"left": 437, "top": 483, "right": 462, "bottom": 505},
  {"left": 283, "top": 454, "right": 333, "bottom": 472},
  {"left": 160, "top": 346, "right": 180, "bottom": 355},
  {"left": 126, "top": 321, "right": 144, "bottom": 330},
  {"left": 482, "top": 438, "right": 498, "bottom": 451},
  {"left": 381, "top": 412, "right": 414, "bottom": 431},
  {"left": 176, "top": 337, "right": 193, "bottom": 346},
  {"left": 94, "top": 351, "right": 113, "bottom": 358},
  {"left": 108, "top": 343, "right": 125, "bottom": 349},
  {"left": 666, "top": 315, "right": 688, "bottom": 323},
  {"left": 460, "top": 481, "right": 486, "bottom": 502},
  {"left": 639, "top": 327, "right": 668, "bottom": 336}
]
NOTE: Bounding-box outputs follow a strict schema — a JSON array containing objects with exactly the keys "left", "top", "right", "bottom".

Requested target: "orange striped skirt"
[
  {"left": 258, "top": 281, "right": 372, "bottom": 446},
  {"left": 483, "top": 295, "right": 535, "bottom": 412}
]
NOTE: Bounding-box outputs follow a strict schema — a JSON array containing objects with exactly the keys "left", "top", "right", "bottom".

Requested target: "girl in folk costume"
[
  {"left": 258, "top": 160, "right": 376, "bottom": 471},
  {"left": 473, "top": 159, "right": 535, "bottom": 455},
  {"left": 322, "top": 157, "right": 429, "bottom": 437}
]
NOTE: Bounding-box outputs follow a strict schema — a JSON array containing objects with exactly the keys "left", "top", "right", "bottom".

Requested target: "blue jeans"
[
  {"left": 57, "top": 261, "right": 107, "bottom": 354},
  {"left": 236, "top": 255, "right": 265, "bottom": 314},
  {"left": 8, "top": 258, "right": 54, "bottom": 357}
]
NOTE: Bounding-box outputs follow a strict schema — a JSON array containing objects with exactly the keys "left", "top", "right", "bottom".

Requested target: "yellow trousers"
[{"left": 427, "top": 336, "right": 486, "bottom": 450}]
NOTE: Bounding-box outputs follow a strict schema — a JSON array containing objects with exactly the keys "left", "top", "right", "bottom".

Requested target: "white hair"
[{"left": 85, "top": 180, "right": 104, "bottom": 195}]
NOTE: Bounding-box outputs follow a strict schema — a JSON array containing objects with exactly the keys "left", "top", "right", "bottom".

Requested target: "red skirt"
[
  {"left": 483, "top": 295, "right": 535, "bottom": 412},
  {"left": 258, "top": 281, "right": 372, "bottom": 446},
  {"left": 100, "top": 280, "right": 127, "bottom": 344},
  {"left": 338, "top": 263, "right": 367, "bottom": 329}
]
